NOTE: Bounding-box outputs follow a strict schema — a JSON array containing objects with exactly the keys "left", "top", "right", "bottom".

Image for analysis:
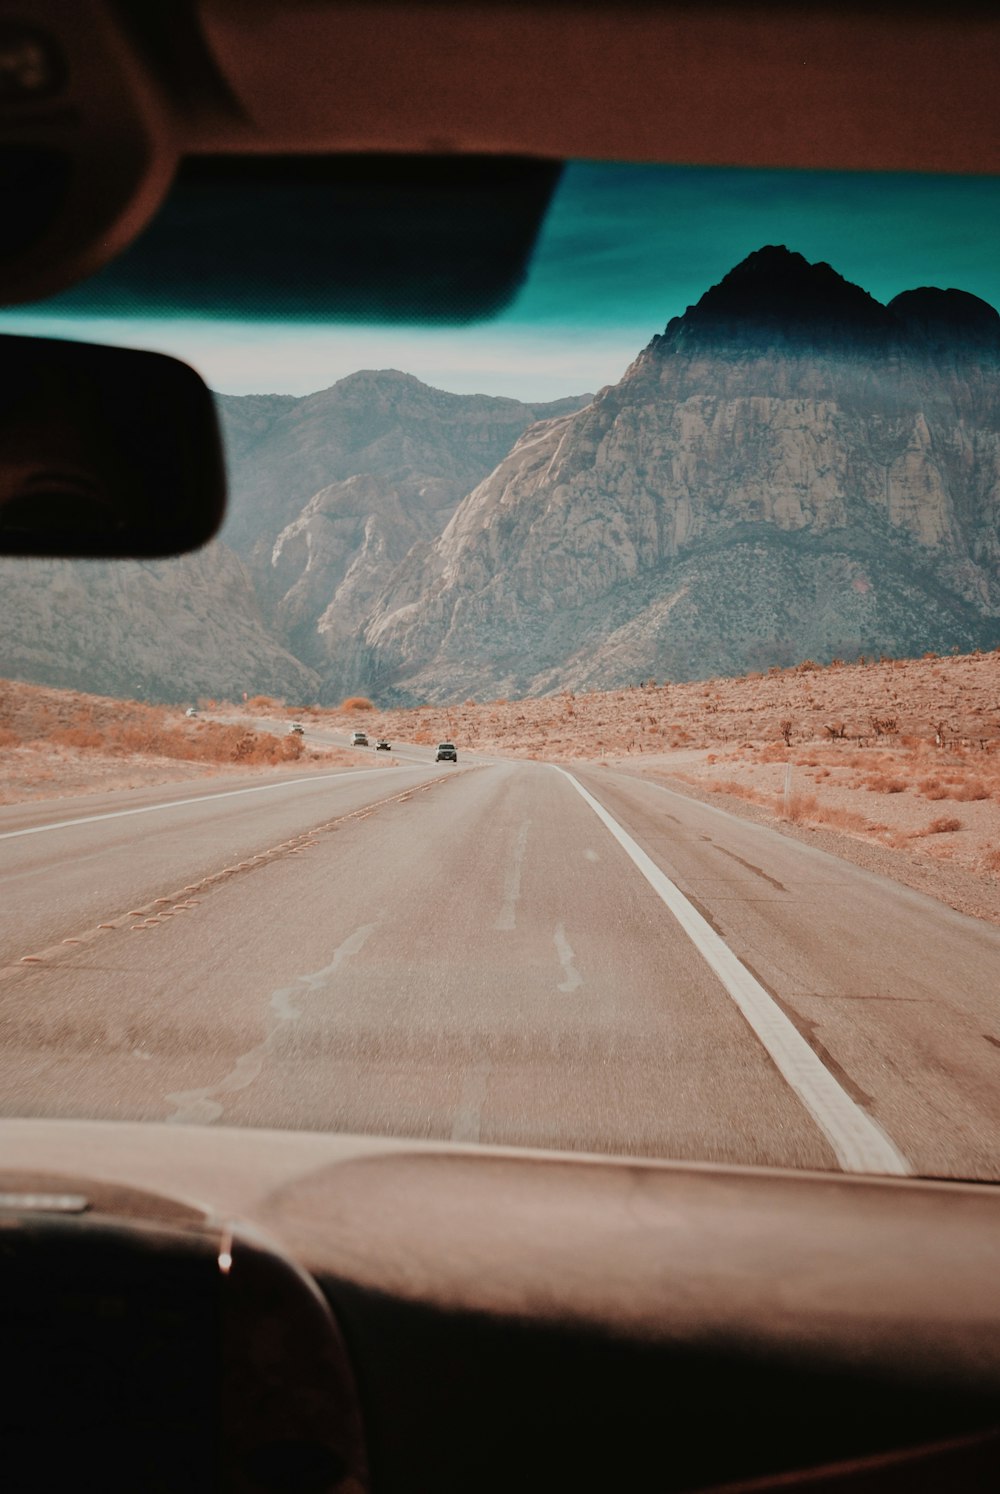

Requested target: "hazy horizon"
[{"left": 1, "top": 162, "right": 998, "bottom": 402}]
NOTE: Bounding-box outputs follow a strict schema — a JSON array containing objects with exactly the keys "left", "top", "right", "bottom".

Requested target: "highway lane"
[
  {"left": 2, "top": 758, "right": 1000, "bottom": 1178},
  {"left": 0, "top": 760, "right": 446, "bottom": 966},
  {"left": 573, "top": 766, "right": 1000, "bottom": 1178},
  {"left": 218, "top": 714, "right": 476, "bottom": 767}
]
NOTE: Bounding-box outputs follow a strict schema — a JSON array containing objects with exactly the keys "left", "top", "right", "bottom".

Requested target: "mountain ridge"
[
  {"left": 1, "top": 248, "right": 998, "bottom": 704},
  {"left": 357, "top": 249, "right": 1000, "bottom": 701}
]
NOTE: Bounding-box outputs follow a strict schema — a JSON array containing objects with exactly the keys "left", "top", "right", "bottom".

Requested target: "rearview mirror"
[{"left": 0, "top": 335, "right": 225, "bottom": 557}]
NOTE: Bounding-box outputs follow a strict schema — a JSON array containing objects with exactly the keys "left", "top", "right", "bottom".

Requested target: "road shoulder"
[{"left": 592, "top": 760, "right": 1000, "bottom": 930}]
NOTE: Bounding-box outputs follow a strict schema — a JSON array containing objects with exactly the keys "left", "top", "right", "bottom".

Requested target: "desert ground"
[
  {"left": 3, "top": 648, "right": 1000, "bottom": 923},
  {"left": 0, "top": 681, "right": 358, "bottom": 802}
]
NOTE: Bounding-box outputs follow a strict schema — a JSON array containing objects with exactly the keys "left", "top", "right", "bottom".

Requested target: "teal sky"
[{"left": 1, "top": 162, "right": 998, "bottom": 401}]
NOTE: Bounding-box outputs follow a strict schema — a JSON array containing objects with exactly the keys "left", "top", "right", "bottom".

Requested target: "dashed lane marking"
[
  {"left": 495, "top": 820, "right": 530, "bottom": 931},
  {"left": 554, "top": 923, "right": 582, "bottom": 993}
]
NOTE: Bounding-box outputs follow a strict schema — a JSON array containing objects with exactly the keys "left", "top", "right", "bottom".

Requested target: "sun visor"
[{"left": 18, "top": 154, "right": 564, "bottom": 323}]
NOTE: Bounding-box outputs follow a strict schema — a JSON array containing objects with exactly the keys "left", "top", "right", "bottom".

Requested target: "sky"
[{"left": 1, "top": 162, "right": 998, "bottom": 402}]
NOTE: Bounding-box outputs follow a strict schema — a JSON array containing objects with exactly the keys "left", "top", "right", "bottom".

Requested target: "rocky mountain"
[
  {"left": 2, "top": 249, "right": 999, "bottom": 706},
  {"left": 0, "top": 374, "right": 590, "bottom": 703},
  {"left": 0, "top": 544, "right": 319, "bottom": 703},
  {"left": 216, "top": 373, "right": 593, "bottom": 678},
  {"left": 359, "top": 247, "right": 1000, "bottom": 701},
  {"left": 217, "top": 371, "right": 591, "bottom": 559}
]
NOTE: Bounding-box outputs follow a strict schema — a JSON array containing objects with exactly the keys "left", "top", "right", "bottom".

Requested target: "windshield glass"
[{"left": 1, "top": 161, "right": 999, "bottom": 1182}]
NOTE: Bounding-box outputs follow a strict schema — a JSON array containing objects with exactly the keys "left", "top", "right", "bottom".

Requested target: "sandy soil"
[
  {"left": 0, "top": 679, "right": 357, "bottom": 805},
  {"left": 3, "top": 651, "right": 998, "bottom": 922},
  {"left": 608, "top": 749, "right": 1000, "bottom": 929}
]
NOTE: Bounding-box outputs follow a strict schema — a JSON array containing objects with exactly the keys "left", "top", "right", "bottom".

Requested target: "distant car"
[
  {"left": 289, "top": 722, "right": 304, "bottom": 735},
  {"left": 435, "top": 742, "right": 457, "bottom": 762},
  {"left": 185, "top": 707, "right": 198, "bottom": 717},
  {"left": 375, "top": 738, "right": 391, "bottom": 750},
  {"left": 351, "top": 731, "right": 369, "bottom": 746}
]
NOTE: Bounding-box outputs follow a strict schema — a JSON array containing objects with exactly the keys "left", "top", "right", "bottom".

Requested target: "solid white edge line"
[
  {"left": 0, "top": 765, "right": 437, "bottom": 842},
  {"left": 556, "top": 767, "right": 910, "bottom": 1178}
]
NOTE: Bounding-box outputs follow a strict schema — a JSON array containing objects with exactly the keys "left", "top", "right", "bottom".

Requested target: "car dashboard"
[
  {"left": 2, "top": 3, "right": 999, "bottom": 1492},
  {"left": 3, "top": 1120, "right": 999, "bottom": 1493}
]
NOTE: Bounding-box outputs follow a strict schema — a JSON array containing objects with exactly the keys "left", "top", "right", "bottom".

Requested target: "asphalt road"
[{"left": 3, "top": 754, "right": 1000, "bottom": 1180}]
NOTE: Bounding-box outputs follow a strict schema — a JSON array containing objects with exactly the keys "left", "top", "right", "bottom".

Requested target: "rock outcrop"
[
  {"left": 3, "top": 249, "right": 999, "bottom": 706},
  {"left": 0, "top": 373, "right": 589, "bottom": 703},
  {"left": 216, "top": 371, "right": 594, "bottom": 682},
  {"left": 361, "top": 247, "right": 1000, "bottom": 700}
]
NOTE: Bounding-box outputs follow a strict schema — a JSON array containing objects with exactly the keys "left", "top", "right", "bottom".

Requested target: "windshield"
[{"left": 1, "top": 161, "right": 999, "bottom": 1182}]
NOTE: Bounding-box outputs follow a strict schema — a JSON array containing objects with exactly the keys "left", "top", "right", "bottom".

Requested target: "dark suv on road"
[{"left": 435, "top": 742, "right": 457, "bottom": 762}]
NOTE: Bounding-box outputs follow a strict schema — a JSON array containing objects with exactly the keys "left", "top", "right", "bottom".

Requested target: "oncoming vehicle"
[
  {"left": 184, "top": 706, "right": 197, "bottom": 717},
  {"left": 1, "top": 5, "right": 999, "bottom": 1494},
  {"left": 289, "top": 722, "right": 304, "bottom": 735},
  {"left": 375, "top": 738, "right": 390, "bottom": 750}
]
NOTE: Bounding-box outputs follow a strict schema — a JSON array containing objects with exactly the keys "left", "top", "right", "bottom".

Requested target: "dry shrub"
[
  {"left": 49, "top": 726, "right": 106, "bottom": 750},
  {"left": 29, "top": 709, "right": 309, "bottom": 768},
  {"left": 982, "top": 849, "right": 1000, "bottom": 873},
  {"left": 865, "top": 775, "right": 907, "bottom": 794},
  {"left": 811, "top": 805, "right": 874, "bottom": 834},
  {"left": 696, "top": 777, "right": 769, "bottom": 807},
  {"left": 951, "top": 781, "right": 990, "bottom": 801},
  {"left": 925, "top": 816, "right": 962, "bottom": 834},
  {"left": 340, "top": 696, "right": 374, "bottom": 711},
  {"left": 0, "top": 726, "right": 19, "bottom": 748},
  {"left": 246, "top": 694, "right": 279, "bottom": 710},
  {"left": 919, "top": 777, "right": 946, "bottom": 799},
  {"left": 780, "top": 791, "right": 820, "bottom": 823}
]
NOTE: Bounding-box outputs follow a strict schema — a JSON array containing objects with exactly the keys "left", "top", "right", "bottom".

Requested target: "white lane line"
[
  {"left": 557, "top": 768, "right": 910, "bottom": 1177},
  {"left": 165, "top": 922, "right": 377, "bottom": 1125},
  {"left": 554, "top": 923, "right": 582, "bottom": 992},
  {"left": 495, "top": 819, "right": 530, "bottom": 931},
  {"left": 0, "top": 767, "right": 428, "bottom": 842}
]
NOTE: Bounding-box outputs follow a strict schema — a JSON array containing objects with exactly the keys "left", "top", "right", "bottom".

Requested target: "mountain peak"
[
  {"left": 887, "top": 287, "right": 1000, "bottom": 348},
  {"left": 659, "top": 245, "right": 893, "bottom": 350}
]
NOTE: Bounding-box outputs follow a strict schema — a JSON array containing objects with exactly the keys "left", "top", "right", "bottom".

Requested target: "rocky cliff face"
[
  {"left": 0, "top": 373, "right": 589, "bottom": 703},
  {"left": 2, "top": 249, "right": 998, "bottom": 706},
  {"left": 362, "top": 248, "right": 1000, "bottom": 700},
  {"left": 216, "top": 371, "right": 593, "bottom": 683}
]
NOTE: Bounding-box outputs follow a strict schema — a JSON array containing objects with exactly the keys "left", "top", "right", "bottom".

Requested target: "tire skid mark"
[
  {"left": 495, "top": 819, "right": 531, "bottom": 931},
  {"left": 1, "top": 773, "right": 461, "bottom": 985}
]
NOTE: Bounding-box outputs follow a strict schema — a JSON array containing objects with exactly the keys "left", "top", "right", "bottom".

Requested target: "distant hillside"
[
  {"left": 0, "top": 374, "right": 591, "bottom": 702},
  {"left": 361, "top": 247, "right": 1000, "bottom": 701},
  {"left": 3, "top": 247, "right": 1000, "bottom": 704}
]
